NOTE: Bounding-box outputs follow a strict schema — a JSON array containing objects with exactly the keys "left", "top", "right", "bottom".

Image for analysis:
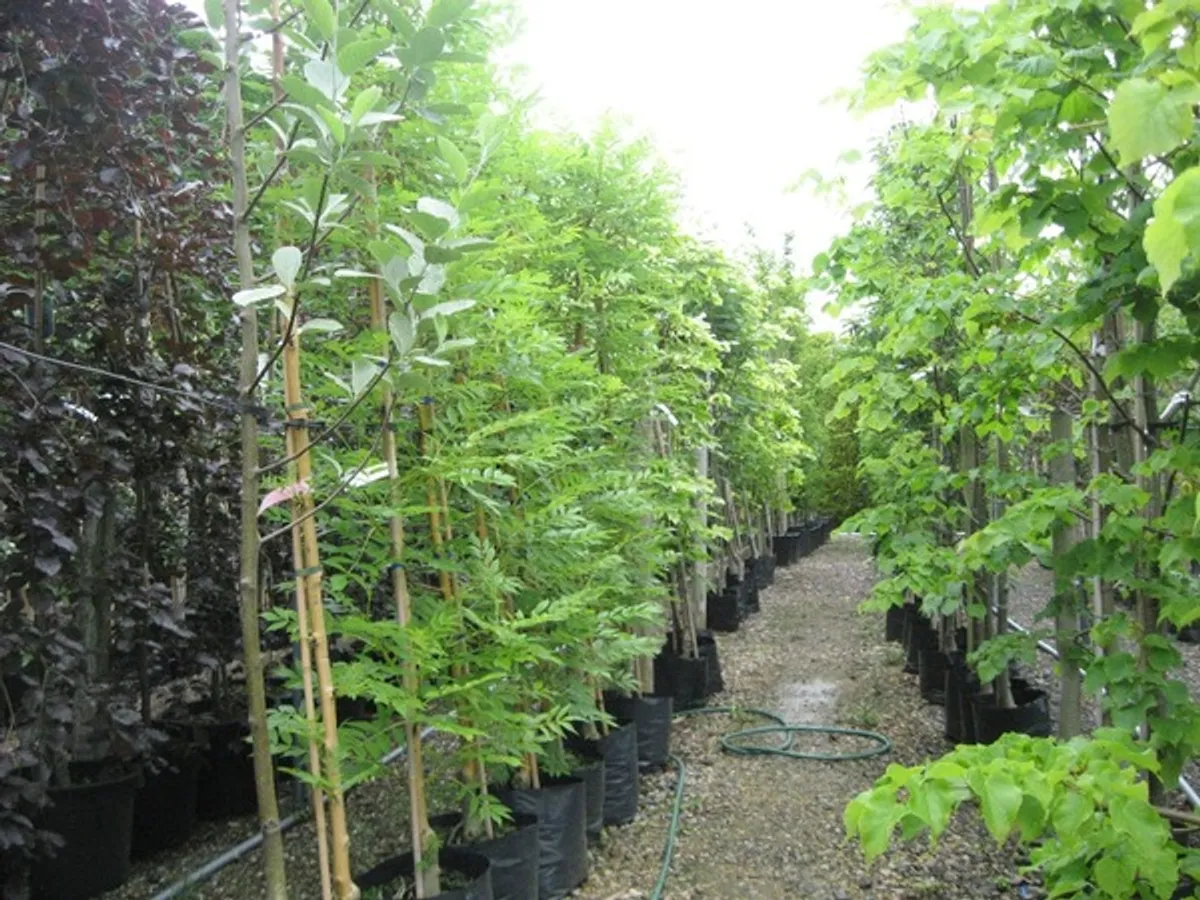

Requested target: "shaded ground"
[{"left": 109, "top": 536, "right": 1033, "bottom": 899}]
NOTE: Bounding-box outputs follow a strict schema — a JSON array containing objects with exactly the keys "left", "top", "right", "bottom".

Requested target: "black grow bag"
[
  {"left": 32, "top": 769, "right": 140, "bottom": 900},
  {"left": 698, "top": 631, "right": 724, "bottom": 695},
  {"left": 971, "top": 681, "right": 1052, "bottom": 744},
  {"left": 500, "top": 777, "right": 587, "bottom": 900},
  {"left": 356, "top": 846, "right": 493, "bottom": 900},
  {"left": 754, "top": 555, "right": 775, "bottom": 589},
  {"left": 773, "top": 535, "right": 791, "bottom": 567},
  {"left": 885, "top": 603, "right": 906, "bottom": 643},
  {"left": 430, "top": 812, "right": 537, "bottom": 900},
  {"left": 568, "top": 722, "right": 639, "bottom": 826},
  {"left": 943, "top": 653, "right": 979, "bottom": 744},
  {"left": 706, "top": 589, "right": 740, "bottom": 633},
  {"left": 902, "top": 606, "right": 927, "bottom": 675},
  {"left": 918, "top": 644, "right": 949, "bottom": 706},
  {"left": 194, "top": 719, "right": 257, "bottom": 820},
  {"left": 742, "top": 578, "right": 760, "bottom": 616},
  {"left": 131, "top": 747, "right": 200, "bottom": 859},
  {"left": 654, "top": 651, "right": 708, "bottom": 711},
  {"left": 570, "top": 755, "right": 606, "bottom": 844},
  {"left": 605, "top": 693, "right": 673, "bottom": 771}
]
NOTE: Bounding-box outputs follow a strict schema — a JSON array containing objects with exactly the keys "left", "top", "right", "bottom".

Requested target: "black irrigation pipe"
[
  {"left": 1002, "top": 613, "right": 1200, "bottom": 810},
  {"left": 149, "top": 727, "right": 436, "bottom": 900}
]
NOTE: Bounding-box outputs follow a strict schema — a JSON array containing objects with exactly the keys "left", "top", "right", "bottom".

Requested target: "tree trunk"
[
  {"left": 224, "top": 0, "right": 287, "bottom": 893},
  {"left": 1050, "top": 408, "right": 1082, "bottom": 738}
]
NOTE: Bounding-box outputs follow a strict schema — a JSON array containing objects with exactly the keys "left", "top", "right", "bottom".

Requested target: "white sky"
[{"left": 190, "top": 0, "right": 987, "bottom": 329}]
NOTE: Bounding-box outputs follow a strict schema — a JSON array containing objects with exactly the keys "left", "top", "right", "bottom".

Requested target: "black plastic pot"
[
  {"left": 884, "top": 604, "right": 906, "bottom": 643},
  {"left": 32, "top": 769, "right": 140, "bottom": 900},
  {"left": 902, "top": 606, "right": 926, "bottom": 675},
  {"left": 500, "top": 777, "right": 588, "bottom": 900},
  {"left": 698, "top": 630, "right": 724, "bottom": 695},
  {"left": 430, "top": 812, "right": 537, "bottom": 900},
  {"left": 943, "top": 653, "right": 979, "bottom": 744},
  {"left": 131, "top": 747, "right": 200, "bottom": 859},
  {"left": 754, "top": 555, "right": 775, "bottom": 589},
  {"left": 194, "top": 719, "right": 257, "bottom": 820},
  {"left": 605, "top": 693, "right": 673, "bottom": 771},
  {"left": 706, "top": 589, "right": 740, "bottom": 633},
  {"left": 743, "top": 577, "right": 760, "bottom": 616},
  {"left": 971, "top": 681, "right": 1052, "bottom": 743},
  {"left": 918, "top": 644, "right": 949, "bottom": 706},
  {"left": 568, "top": 722, "right": 639, "bottom": 826},
  {"left": 570, "top": 755, "right": 606, "bottom": 844},
  {"left": 356, "top": 846, "right": 493, "bottom": 900},
  {"left": 773, "top": 535, "right": 790, "bottom": 567},
  {"left": 652, "top": 647, "right": 708, "bottom": 712}
]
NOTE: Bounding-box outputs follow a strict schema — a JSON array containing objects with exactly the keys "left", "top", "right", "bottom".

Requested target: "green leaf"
[
  {"left": 392, "top": 371, "right": 433, "bottom": 397},
  {"left": 437, "top": 136, "right": 469, "bottom": 182},
  {"left": 338, "top": 37, "right": 393, "bottom": 77},
  {"left": 1145, "top": 167, "right": 1200, "bottom": 294},
  {"left": 272, "top": 246, "right": 303, "bottom": 289},
  {"left": 417, "top": 196, "right": 460, "bottom": 227},
  {"left": 351, "top": 358, "right": 379, "bottom": 396},
  {"left": 388, "top": 312, "right": 415, "bottom": 354},
  {"left": 302, "top": 0, "right": 337, "bottom": 41},
  {"left": 281, "top": 75, "right": 335, "bottom": 112},
  {"left": 421, "top": 299, "right": 475, "bottom": 320},
  {"left": 204, "top": 0, "right": 223, "bottom": 29},
  {"left": 299, "top": 318, "right": 343, "bottom": 335},
  {"left": 1108, "top": 78, "right": 1194, "bottom": 164},
  {"left": 350, "top": 86, "right": 383, "bottom": 126},
  {"left": 304, "top": 59, "right": 347, "bottom": 102},
  {"left": 979, "top": 770, "right": 1022, "bottom": 842},
  {"left": 459, "top": 183, "right": 503, "bottom": 213},
  {"left": 427, "top": 0, "right": 473, "bottom": 27},
  {"left": 401, "top": 27, "right": 444, "bottom": 67},
  {"left": 232, "top": 285, "right": 286, "bottom": 306}
]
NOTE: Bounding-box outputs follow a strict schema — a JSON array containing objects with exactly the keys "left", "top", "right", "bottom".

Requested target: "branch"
[
  {"left": 934, "top": 190, "right": 984, "bottom": 279},
  {"left": 257, "top": 350, "right": 395, "bottom": 475},
  {"left": 259, "top": 398, "right": 393, "bottom": 546},
  {"left": 1012, "top": 312, "right": 1156, "bottom": 449},
  {"left": 1089, "top": 134, "right": 1146, "bottom": 205}
]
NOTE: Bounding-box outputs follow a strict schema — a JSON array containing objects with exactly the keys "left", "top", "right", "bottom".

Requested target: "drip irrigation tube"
[
  {"left": 148, "top": 727, "right": 435, "bottom": 900},
  {"left": 1001, "top": 613, "right": 1200, "bottom": 811},
  {"left": 649, "top": 705, "right": 891, "bottom": 900}
]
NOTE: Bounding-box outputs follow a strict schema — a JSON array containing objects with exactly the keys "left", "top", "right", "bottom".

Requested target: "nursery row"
[
  {"left": 0, "top": 2, "right": 855, "bottom": 900},
  {"left": 823, "top": 1, "right": 1200, "bottom": 897}
]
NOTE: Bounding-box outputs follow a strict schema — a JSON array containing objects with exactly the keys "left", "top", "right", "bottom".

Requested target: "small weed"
[
  {"left": 844, "top": 698, "right": 880, "bottom": 729},
  {"left": 883, "top": 645, "right": 906, "bottom": 667}
]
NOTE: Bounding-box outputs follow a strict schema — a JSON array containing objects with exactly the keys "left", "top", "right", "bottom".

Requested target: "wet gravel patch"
[{"left": 107, "top": 536, "right": 1036, "bottom": 899}]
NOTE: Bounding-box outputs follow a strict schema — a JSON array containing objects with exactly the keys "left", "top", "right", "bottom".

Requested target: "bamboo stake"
[
  {"left": 223, "top": 1, "right": 288, "bottom": 894},
  {"left": 281, "top": 325, "right": 357, "bottom": 899},
  {"left": 290, "top": 523, "right": 333, "bottom": 900}
]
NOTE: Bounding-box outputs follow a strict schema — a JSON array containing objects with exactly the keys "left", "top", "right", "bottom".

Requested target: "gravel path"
[
  {"left": 578, "top": 535, "right": 1027, "bottom": 900},
  {"left": 106, "top": 536, "right": 1034, "bottom": 899}
]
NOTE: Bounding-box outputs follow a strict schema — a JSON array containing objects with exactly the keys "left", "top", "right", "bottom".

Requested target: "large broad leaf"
[
  {"left": 421, "top": 299, "right": 475, "bottom": 320},
  {"left": 350, "top": 86, "right": 383, "bottom": 126},
  {"left": 978, "top": 770, "right": 1023, "bottom": 842},
  {"left": 436, "top": 136, "right": 469, "bottom": 182},
  {"left": 1144, "top": 167, "right": 1200, "bottom": 294},
  {"left": 417, "top": 196, "right": 460, "bottom": 227},
  {"left": 233, "top": 285, "right": 286, "bottom": 306},
  {"left": 272, "top": 246, "right": 303, "bottom": 289},
  {"left": 303, "top": 0, "right": 337, "bottom": 40},
  {"left": 427, "top": 0, "right": 473, "bottom": 27},
  {"left": 401, "top": 27, "right": 444, "bottom": 67},
  {"left": 338, "top": 37, "right": 393, "bottom": 77},
  {"left": 304, "top": 59, "right": 347, "bottom": 102},
  {"left": 388, "top": 312, "right": 415, "bottom": 354},
  {"left": 1108, "top": 78, "right": 1195, "bottom": 164}
]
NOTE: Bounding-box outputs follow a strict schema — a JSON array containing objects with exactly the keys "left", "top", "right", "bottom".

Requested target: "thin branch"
[
  {"left": 257, "top": 350, "right": 395, "bottom": 475},
  {"left": 243, "top": 95, "right": 288, "bottom": 135},
  {"left": 244, "top": 120, "right": 301, "bottom": 222},
  {"left": 1089, "top": 134, "right": 1146, "bottom": 205},
  {"left": 1012, "top": 312, "right": 1156, "bottom": 449},
  {"left": 259, "top": 398, "right": 393, "bottom": 546},
  {"left": 934, "top": 190, "right": 984, "bottom": 279}
]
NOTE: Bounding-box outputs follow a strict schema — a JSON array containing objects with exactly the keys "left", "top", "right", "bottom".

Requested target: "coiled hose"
[{"left": 649, "top": 705, "right": 892, "bottom": 900}]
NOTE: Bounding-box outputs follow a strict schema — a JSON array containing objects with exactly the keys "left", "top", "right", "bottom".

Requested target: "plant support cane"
[
  {"left": 367, "top": 218, "right": 440, "bottom": 898},
  {"left": 222, "top": 1, "right": 287, "bottom": 895},
  {"left": 279, "top": 271, "right": 358, "bottom": 899}
]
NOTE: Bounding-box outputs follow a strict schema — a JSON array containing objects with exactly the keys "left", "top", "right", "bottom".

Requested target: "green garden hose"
[{"left": 648, "top": 705, "right": 892, "bottom": 900}]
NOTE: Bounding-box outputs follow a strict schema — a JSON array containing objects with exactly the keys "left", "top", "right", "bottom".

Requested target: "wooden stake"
[{"left": 281, "top": 327, "right": 357, "bottom": 899}]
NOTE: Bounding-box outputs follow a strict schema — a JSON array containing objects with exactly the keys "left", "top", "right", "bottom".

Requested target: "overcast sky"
[{"left": 193, "top": 0, "right": 985, "bottom": 328}]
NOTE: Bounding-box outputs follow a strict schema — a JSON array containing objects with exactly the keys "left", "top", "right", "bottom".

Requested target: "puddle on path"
[{"left": 776, "top": 679, "right": 838, "bottom": 725}]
